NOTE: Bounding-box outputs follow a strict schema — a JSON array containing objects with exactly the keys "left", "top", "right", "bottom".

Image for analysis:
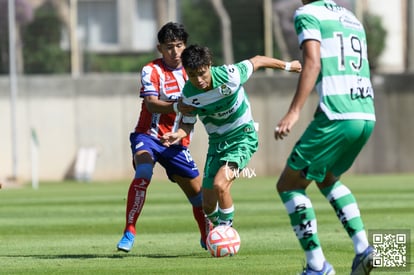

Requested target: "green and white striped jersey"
[
  {"left": 182, "top": 60, "right": 256, "bottom": 143},
  {"left": 294, "top": 0, "right": 375, "bottom": 121}
]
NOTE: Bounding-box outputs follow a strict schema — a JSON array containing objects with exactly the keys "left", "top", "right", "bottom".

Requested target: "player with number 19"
[{"left": 274, "top": 1, "right": 375, "bottom": 275}]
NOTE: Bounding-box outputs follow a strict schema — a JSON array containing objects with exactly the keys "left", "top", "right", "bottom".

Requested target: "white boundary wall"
[{"left": 1, "top": 73, "right": 413, "bottom": 181}]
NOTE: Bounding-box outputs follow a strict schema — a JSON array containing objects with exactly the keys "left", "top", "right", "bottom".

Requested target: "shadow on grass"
[
  {"left": 0, "top": 252, "right": 208, "bottom": 259},
  {"left": 139, "top": 253, "right": 207, "bottom": 259},
  {"left": 0, "top": 254, "right": 128, "bottom": 259}
]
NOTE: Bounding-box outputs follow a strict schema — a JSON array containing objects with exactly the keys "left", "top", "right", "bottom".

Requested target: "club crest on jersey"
[{"left": 220, "top": 84, "right": 232, "bottom": 96}]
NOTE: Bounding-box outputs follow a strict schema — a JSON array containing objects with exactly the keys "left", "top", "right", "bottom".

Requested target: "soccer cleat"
[
  {"left": 301, "top": 261, "right": 336, "bottom": 275},
  {"left": 117, "top": 231, "right": 135, "bottom": 252},
  {"left": 351, "top": 245, "right": 374, "bottom": 275},
  {"left": 200, "top": 218, "right": 213, "bottom": 250},
  {"left": 218, "top": 219, "right": 233, "bottom": 227}
]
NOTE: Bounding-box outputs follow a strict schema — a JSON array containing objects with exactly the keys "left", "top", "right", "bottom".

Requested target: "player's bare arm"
[
  {"left": 144, "top": 95, "right": 177, "bottom": 114},
  {"left": 249, "top": 55, "right": 302, "bottom": 73},
  {"left": 144, "top": 95, "right": 195, "bottom": 114},
  {"left": 161, "top": 122, "right": 194, "bottom": 147},
  {"left": 274, "top": 40, "right": 320, "bottom": 140}
]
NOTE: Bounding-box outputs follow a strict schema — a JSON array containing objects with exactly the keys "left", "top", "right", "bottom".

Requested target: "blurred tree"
[
  {"left": 0, "top": 0, "right": 33, "bottom": 74},
  {"left": 210, "top": 0, "right": 233, "bottom": 64},
  {"left": 22, "top": 2, "right": 70, "bottom": 74},
  {"left": 181, "top": 0, "right": 223, "bottom": 64},
  {"left": 223, "top": 0, "right": 264, "bottom": 61},
  {"left": 182, "top": 0, "right": 265, "bottom": 64},
  {"left": 87, "top": 53, "right": 156, "bottom": 73},
  {"left": 363, "top": 12, "right": 387, "bottom": 71}
]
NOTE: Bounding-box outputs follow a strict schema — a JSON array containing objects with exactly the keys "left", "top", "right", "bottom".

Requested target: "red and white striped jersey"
[{"left": 134, "top": 58, "right": 191, "bottom": 147}]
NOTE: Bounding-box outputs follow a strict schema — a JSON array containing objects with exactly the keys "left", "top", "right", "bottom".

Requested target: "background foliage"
[
  {"left": 22, "top": 3, "right": 70, "bottom": 74},
  {"left": 0, "top": 0, "right": 386, "bottom": 74},
  {"left": 363, "top": 12, "right": 387, "bottom": 70}
]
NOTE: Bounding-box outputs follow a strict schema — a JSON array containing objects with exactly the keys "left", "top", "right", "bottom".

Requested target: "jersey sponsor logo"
[
  {"left": 350, "top": 78, "right": 374, "bottom": 99},
  {"left": 164, "top": 76, "right": 181, "bottom": 94},
  {"left": 339, "top": 15, "right": 362, "bottom": 30},
  {"left": 191, "top": 98, "right": 200, "bottom": 105},
  {"left": 212, "top": 98, "right": 240, "bottom": 118},
  {"left": 164, "top": 83, "right": 180, "bottom": 94},
  {"left": 214, "top": 106, "right": 235, "bottom": 118},
  {"left": 220, "top": 84, "right": 232, "bottom": 96},
  {"left": 350, "top": 86, "right": 374, "bottom": 100}
]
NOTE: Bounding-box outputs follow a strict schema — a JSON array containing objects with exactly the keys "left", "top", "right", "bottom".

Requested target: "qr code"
[{"left": 369, "top": 229, "right": 410, "bottom": 272}]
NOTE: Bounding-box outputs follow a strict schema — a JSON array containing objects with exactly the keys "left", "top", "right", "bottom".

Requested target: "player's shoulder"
[
  {"left": 142, "top": 58, "right": 163, "bottom": 71},
  {"left": 295, "top": 1, "right": 334, "bottom": 18},
  {"left": 141, "top": 59, "right": 169, "bottom": 79},
  {"left": 295, "top": 1, "right": 319, "bottom": 15}
]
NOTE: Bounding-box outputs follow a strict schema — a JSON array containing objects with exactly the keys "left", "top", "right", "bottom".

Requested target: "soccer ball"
[{"left": 206, "top": 226, "right": 241, "bottom": 257}]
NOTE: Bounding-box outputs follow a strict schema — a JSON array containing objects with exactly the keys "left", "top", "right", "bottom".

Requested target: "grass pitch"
[{"left": 0, "top": 174, "right": 413, "bottom": 274}]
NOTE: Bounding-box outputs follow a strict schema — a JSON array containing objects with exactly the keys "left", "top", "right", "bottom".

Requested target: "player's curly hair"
[
  {"left": 157, "top": 22, "right": 189, "bottom": 44},
  {"left": 181, "top": 45, "right": 213, "bottom": 70}
]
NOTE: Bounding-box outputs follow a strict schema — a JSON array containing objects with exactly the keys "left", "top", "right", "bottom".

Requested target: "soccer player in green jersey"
[
  {"left": 162, "top": 45, "right": 301, "bottom": 229},
  {"left": 274, "top": 1, "right": 375, "bottom": 274}
]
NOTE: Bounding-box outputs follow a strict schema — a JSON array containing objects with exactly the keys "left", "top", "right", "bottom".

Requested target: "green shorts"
[
  {"left": 287, "top": 112, "right": 375, "bottom": 182},
  {"left": 203, "top": 130, "right": 258, "bottom": 189}
]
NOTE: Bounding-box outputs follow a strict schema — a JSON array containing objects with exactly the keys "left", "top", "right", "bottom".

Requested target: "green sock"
[
  {"left": 320, "top": 181, "right": 369, "bottom": 253},
  {"left": 279, "top": 190, "right": 324, "bottom": 263},
  {"left": 218, "top": 205, "right": 234, "bottom": 226},
  {"left": 206, "top": 209, "right": 220, "bottom": 227},
  {"left": 320, "top": 181, "right": 365, "bottom": 237}
]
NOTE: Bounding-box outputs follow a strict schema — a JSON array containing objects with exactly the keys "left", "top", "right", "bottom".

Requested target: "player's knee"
[{"left": 213, "top": 180, "right": 231, "bottom": 194}]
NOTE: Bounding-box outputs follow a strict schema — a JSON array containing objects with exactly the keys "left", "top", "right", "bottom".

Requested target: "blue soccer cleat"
[
  {"left": 117, "top": 231, "right": 135, "bottom": 252},
  {"left": 301, "top": 261, "right": 336, "bottom": 275},
  {"left": 351, "top": 246, "right": 374, "bottom": 275}
]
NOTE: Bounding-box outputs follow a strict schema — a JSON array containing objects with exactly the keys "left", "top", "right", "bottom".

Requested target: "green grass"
[{"left": 1, "top": 174, "right": 413, "bottom": 274}]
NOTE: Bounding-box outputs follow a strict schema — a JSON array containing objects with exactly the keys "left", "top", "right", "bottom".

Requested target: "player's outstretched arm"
[{"left": 249, "top": 55, "right": 302, "bottom": 73}]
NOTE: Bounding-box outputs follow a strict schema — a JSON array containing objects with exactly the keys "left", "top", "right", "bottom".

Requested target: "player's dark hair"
[
  {"left": 181, "top": 45, "right": 213, "bottom": 70},
  {"left": 157, "top": 22, "right": 189, "bottom": 44}
]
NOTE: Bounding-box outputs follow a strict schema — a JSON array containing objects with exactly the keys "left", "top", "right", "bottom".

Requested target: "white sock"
[
  {"left": 305, "top": 247, "right": 326, "bottom": 271},
  {"left": 352, "top": 230, "right": 370, "bottom": 254}
]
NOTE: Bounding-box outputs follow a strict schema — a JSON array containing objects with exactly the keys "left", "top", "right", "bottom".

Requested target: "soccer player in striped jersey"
[
  {"left": 161, "top": 45, "right": 301, "bottom": 229},
  {"left": 274, "top": 1, "right": 375, "bottom": 274},
  {"left": 117, "top": 22, "right": 209, "bottom": 252}
]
